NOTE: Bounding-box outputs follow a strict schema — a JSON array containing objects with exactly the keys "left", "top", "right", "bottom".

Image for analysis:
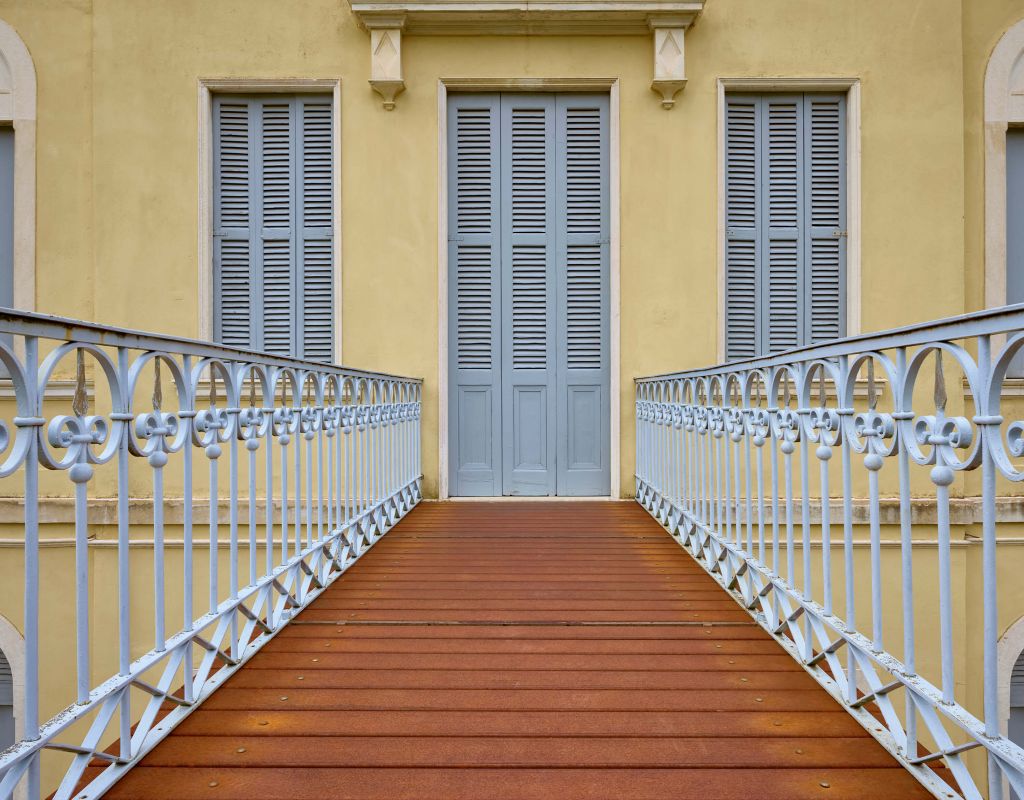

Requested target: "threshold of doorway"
[{"left": 434, "top": 495, "right": 622, "bottom": 502}]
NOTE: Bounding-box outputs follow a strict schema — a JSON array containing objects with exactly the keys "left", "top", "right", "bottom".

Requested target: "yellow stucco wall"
[
  {"left": 0, "top": 0, "right": 978, "bottom": 498},
  {"left": 2, "top": 0, "right": 1024, "bottom": 793}
]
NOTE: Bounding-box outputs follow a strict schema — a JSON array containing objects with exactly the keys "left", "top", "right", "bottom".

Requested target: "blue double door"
[{"left": 448, "top": 93, "right": 611, "bottom": 497}]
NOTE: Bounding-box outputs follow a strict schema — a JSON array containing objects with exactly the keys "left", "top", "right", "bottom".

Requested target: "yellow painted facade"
[
  {"left": 1, "top": 0, "right": 1024, "bottom": 795},
  {"left": 0, "top": 0, "right": 1008, "bottom": 498}
]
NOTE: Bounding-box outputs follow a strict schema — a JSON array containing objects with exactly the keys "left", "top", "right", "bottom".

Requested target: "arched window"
[{"left": 985, "top": 17, "right": 1024, "bottom": 311}]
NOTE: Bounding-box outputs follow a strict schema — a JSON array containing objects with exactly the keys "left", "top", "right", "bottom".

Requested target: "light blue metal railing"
[
  {"left": 636, "top": 304, "right": 1024, "bottom": 800},
  {"left": 0, "top": 309, "right": 422, "bottom": 800}
]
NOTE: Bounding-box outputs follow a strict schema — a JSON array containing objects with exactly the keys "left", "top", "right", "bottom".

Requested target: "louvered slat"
[
  {"left": 214, "top": 98, "right": 253, "bottom": 349},
  {"left": 565, "top": 108, "right": 602, "bottom": 234},
  {"left": 298, "top": 98, "right": 334, "bottom": 359},
  {"left": 262, "top": 239, "right": 293, "bottom": 356},
  {"left": 302, "top": 101, "right": 333, "bottom": 229},
  {"left": 456, "top": 108, "right": 495, "bottom": 235},
  {"left": 213, "top": 94, "right": 334, "bottom": 358},
  {"left": 566, "top": 243, "right": 602, "bottom": 370},
  {"left": 261, "top": 102, "right": 293, "bottom": 228},
  {"left": 724, "top": 97, "right": 759, "bottom": 360},
  {"left": 806, "top": 95, "right": 845, "bottom": 344},
  {"left": 725, "top": 93, "right": 845, "bottom": 358},
  {"left": 511, "top": 108, "right": 547, "bottom": 234},
  {"left": 216, "top": 239, "right": 252, "bottom": 347},
  {"left": 456, "top": 244, "right": 494, "bottom": 369},
  {"left": 302, "top": 240, "right": 333, "bottom": 361},
  {"left": 216, "top": 102, "right": 251, "bottom": 228},
  {"left": 511, "top": 245, "right": 547, "bottom": 369},
  {"left": 764, "top": 97, "right": 802, "bottom": 353},
  {"left": 0, "top": 648, "right": 11, "bottom": 705}
]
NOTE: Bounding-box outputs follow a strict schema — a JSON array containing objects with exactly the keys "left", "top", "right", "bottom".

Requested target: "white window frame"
[
  {"left": 436, "top": 78, "right": 621, "bottom": 500},
  {"left": 985, "top": 18, "right": 1024, "bottom": 311},
  {"left": 0, "top": 20, "right": 36, "bottom": 313},
  {"left": 716, "top": 77, "right": 862, "bottom": 362},
  {"left": 198, "top": 79, "right": 343, "bottom": 359}
]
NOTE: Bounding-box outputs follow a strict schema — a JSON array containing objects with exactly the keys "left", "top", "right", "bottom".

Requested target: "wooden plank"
[
  {"left": 99, "top": 767, "right": 930, "bottom": 800},
  {"left": 100, "top": 500, "right": 932, "bottom": 800}
]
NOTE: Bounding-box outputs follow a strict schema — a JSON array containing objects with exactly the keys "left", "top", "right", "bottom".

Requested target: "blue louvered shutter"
[
  {"left": 724, "top": 97, "right": 759, "bottom": 360},
  {"left": 298, "top": 99, "right": 335, "bottom": 361},
  {"left": 0, "top": 647, "right": 11, "bottom": 750},
  {"left": 213, "top": 98, "right": 255, "bottom": 348},
  {"left": 501, "top": 95, "right": 556, "bottom": 496},
  {"left": 214, "top": 95, "right": 333, "bottom": 360},
  {"left": 724, "top": 93, "right": 845, "bottom": 358},
  {"left": 555, "top": 94, "right": 610, "bottom": 496},
  {"left": 448, "top": 95, "right": 502, "bottom": 496},
  {"left": 764, "top": 95, "right": 804, "bottom": 353},
  {"left": 804, "top": 95, "right": 846, "bottom": 343}
]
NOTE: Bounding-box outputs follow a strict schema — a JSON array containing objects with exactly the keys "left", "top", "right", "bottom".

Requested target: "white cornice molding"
[
  {"left": 349, "top": 0, "right": 705, "bottom": 108},
  {"left": 350, "top": 0, "right": 703, "bottom": 34}
]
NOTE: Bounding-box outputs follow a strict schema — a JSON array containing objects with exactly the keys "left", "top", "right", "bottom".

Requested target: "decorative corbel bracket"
[
  {"left": 367, "top": 14, "right": 406, "bottom": 110},
  {"left": 649, "top": 15, "right": 691, "bottom": 109}
]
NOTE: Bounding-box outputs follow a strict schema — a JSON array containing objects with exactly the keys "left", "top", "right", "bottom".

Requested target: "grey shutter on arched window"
[
  {"left": 724, "top": 93, "right": 846, "bottom": 359},
  {"left": 0, "top": 647, "right": 13, "bottom": 751},
  {"left": 213, "top": 94, "right": 334, "bottom": 360}
]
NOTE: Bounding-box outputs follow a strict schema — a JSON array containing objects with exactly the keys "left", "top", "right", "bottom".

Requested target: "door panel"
[
  {"left": 501, "top": 95, "right": 557, "bottom": 495},
  {"left": 448, "top": 92, "right": 610, "bottom": 497},
  {"left": 556, "top": 95, "right": 611, "bottom": 496},
  {"left": 448, "top": 96, "right": 502, "bottom": 496}
]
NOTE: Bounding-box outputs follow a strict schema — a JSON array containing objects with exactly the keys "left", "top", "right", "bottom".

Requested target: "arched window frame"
[{"left": 985, "top": 17, "right": 1024, "bottom": 310}]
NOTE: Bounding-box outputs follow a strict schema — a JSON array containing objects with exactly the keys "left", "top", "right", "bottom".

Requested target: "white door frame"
[{"left": 437, "top": 78, "right": 621, "bottom": 499}]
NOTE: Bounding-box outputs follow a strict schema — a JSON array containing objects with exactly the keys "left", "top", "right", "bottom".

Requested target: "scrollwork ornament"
[
  {"left": 37, "top": 342, "right": 123, "bottom": 473},
  {"left": 900, "top": 344, "right": 981, "bottom": 473}
]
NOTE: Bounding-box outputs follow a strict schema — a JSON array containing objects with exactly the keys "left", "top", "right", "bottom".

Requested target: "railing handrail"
[
  {"left": 634, "top": 303, "right": 1024, "bottom": 799},
  {"left": 0, "top": 306, "right": 422, "bottom": 384},
  {"left": 636, "top": 301, "right": 1024, "bottom": 382},
  {"left": 0, "top": 312, "right": 423, "bottom": 800}
]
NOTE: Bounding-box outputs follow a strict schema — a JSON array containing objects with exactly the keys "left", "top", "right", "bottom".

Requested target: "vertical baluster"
[
  {"left": 335, "top": 392, "right": 343, "bottom": 528},
  {"left": 182, "top": 353, "right": 194, "bottom": 704},
  {"left": 755, "top": 377, "right": 766, "bottom": 563},
  {"left": 345, "top": 399, "right": 353, "bottom": 524},
  {"left": 151, "top": 359, "right": 167, "bottom": 653},
  {"left": 318, "top": 383, "right": 326, "bottom": 543},
  {"left": 247, "top": 374, "right": 258, "bottom": 586},
  {"left": 799, "top": 370, "right": 812, "bottom": 624},
  {"left": 21, "top": 335, "right": 41, "bottom": 800},
  {"left": 264, "top": 378, "right": 275, "bottom": 578},
  {"left": 71, "top": 348, "right": 92, "bottom": 703},
  {"left": 116, "top": 347, "right": 132, "bottom": 754},
  {"left": 294, "top": 384, "right": 303, "bottom": 560},
  {"left": 305, "top": 379, "right": 314, "bottom": 550},
  {"left": 979, "top": 334, "right": 1002, "bottom": 799},
  {"left": 865, "top": 358, "right": 884, "bottom": 654},
  {"left": 839, "top": 355, "right": 857, "bottom": 704},
  {"left": 280, "top": 380, "right": 290, "bottom": 563},
  {"left": 931, "top": 350, "right": 955, "bottom": 703},
  {"left": 701, "top": 390, "right": 710, "bottom": 527},
  {"left": 769, "top": 378, "right": 781, "bottom": 575},
  {"left": 744, "top": 386, "right": 754, "bottom": 555},
  {"left": 207, "top": 373, "right": 221, "bottom": 616},
  {"left": 895, "top": 347, "right": 917, "bottom": 754},
  {"left": 816, "top": 367, "right": 834, "bottom": 618},
  {"left": 782, "top": 380, "right": 795, "bottom": 586},
  {"left": 326, "top": 385, "right": 334, "bottom": 539},
  {"left": 227, "top": 364, "right": 240, "bottom": 658}
]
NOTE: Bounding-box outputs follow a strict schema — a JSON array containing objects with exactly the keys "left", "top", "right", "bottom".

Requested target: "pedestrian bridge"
[
  {"left": 6, "top": 307, "right": 1024, "bottom": 799},
  {"left": 95, "top": 501, "right": 930, "bottom": 800}
]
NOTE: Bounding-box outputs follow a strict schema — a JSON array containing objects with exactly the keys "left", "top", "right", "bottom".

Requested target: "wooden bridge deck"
[{"left": 102, "top": 501, "right": 932, "bottom": 799}]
